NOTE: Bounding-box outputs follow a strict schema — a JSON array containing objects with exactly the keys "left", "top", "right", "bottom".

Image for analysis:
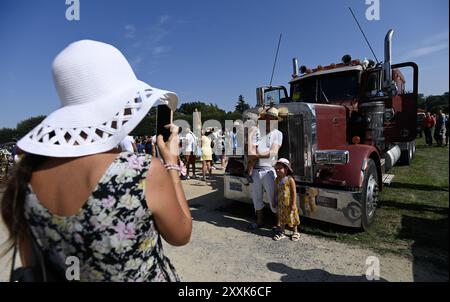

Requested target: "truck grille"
[
  {"left": 290, "top": 114, "right": 305, "bottom": 177},
  {"left": 279, "top": 114, "right": 306, "bottom": 178}
]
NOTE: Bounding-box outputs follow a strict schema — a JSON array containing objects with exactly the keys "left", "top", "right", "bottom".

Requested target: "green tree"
[
  {"left": 417, "top": 93, "right": 426, "bottom": 110},
  {"left": 424, "top": 92, "right": 449, "bottom": 114},
  {"left": 0, "top": 128, "right": 18, "bottom": 145},
  {"left": 234, "top": 95, "right": 250, "bottom": 113},
  {"left": 178, "top": 101, "right": 225, "bottom": 115},
  {"left": 15, "top": 115, "right": 46, "bottom": 139}
]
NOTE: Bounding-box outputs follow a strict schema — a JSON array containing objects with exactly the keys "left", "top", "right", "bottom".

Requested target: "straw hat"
[
  {"left": 260, "top": 107, "right": 282, "bottom": 121},
  {"left": 17, "top": 40, "right": 178, "bottom": 157}
]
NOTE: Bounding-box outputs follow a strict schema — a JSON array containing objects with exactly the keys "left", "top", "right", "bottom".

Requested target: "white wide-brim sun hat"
[{"left": 17, "top": 40, "right": 178, "bottom": 157}]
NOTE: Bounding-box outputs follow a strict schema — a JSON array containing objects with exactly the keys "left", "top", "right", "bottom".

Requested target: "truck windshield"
[{"left": 291, "top": 71, "right": 359, "bottom": 103}]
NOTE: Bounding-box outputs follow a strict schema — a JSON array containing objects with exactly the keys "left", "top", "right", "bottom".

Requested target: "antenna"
[
  {"left": 269, "top": 33, "right": 282, "bottom": 86},
  {"left": 348, "top": 7, "right": 379, "bottom": 63}
]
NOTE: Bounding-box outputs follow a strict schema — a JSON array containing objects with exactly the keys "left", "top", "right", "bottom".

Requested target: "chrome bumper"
[
  {"left": 298, "top": 185, "right": 362, "bottom": 228},
  {"left": 224, "top": 175, "right": 362, "bottom": 228}
]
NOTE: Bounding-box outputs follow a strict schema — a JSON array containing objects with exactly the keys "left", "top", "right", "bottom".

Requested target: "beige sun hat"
[
  {"left": 17, "top": 40, "right": 178, "bottom": 157},
  {"left": 260, "top": 107, "right": 283, "bottom": 121}
]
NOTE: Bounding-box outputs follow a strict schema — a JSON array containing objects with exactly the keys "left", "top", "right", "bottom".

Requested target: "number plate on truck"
[
  {"left": 315, "top": 196, "right": 338, "bottom": 208},
  {"left": 229, "top": 182, "right": 243, "bottom": 192}
]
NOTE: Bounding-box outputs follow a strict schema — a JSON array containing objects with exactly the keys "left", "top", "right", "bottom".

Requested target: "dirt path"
[{"left": 1, "top": 168, "right": 446, "bottom": 282}]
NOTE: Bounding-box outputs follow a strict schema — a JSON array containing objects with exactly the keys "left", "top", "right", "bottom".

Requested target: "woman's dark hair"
[{"left": 1, "top": 154, "right": 46, "bottom": 254}]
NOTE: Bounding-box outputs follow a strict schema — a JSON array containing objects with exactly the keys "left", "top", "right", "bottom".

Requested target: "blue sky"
[{"left": 0, "top": 0, "right": 448, "bottom": 128}]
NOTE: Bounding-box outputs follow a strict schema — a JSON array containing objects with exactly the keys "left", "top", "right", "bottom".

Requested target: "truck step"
[{"left": 382, "top": 174, "right": 395, "bottom": 185}]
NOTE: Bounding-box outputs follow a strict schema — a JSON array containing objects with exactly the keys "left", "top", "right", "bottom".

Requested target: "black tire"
[
  {"left": 399, "top": 142, "right": 413, "bottom": 165},
  {"left": 361, "top": 159, "right": 379, "bottom": 230}
]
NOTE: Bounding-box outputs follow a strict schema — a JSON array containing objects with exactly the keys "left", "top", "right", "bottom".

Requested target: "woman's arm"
[
  {"left": 145, "top": 132, "right": 192, "bottom": 246},
  {"left": 257, "top": 143, "right": 281, "bottom": 159}
]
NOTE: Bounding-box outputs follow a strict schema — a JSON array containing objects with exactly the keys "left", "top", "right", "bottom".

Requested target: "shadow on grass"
[
  {"left": 379, "top": 200, "right": 449, "bottom": 215},
  {"left": 298, "top": 217, "right": 361, "bottom": 238},
  {"left": 389, "top": 182, "right": 448, "bottom": 192},
  {"left": 399, "top": 215, "right": 449, "bottom": 281},
  {"left": 399, "top": 215, "right": 449, "bottom": 252},
  {"left": 266, "top": 262, "right": 387, "bottom": 282}
]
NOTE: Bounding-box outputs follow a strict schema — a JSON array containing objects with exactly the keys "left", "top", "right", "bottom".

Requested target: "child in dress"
[{"left": 272, "top": 158, "right": 301, "bottom": 241}]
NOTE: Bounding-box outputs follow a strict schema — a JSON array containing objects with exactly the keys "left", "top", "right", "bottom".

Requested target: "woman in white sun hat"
[{"left": 1, "top": 40, "right": 191, "bottom": 281}]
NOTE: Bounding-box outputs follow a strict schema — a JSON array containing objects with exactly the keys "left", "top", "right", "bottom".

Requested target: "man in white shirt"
[
  {"left": 248, "top": 107, "right": 283, "bottom": 230},
  {"left": 182, "top": 127, "right": 197, "bottom": 179},
  {"left": 119, "top": 135, "right": 137, "bottom": 152},
  {"left": 212, "top": 128, "right": 225, "bottom": 169}
]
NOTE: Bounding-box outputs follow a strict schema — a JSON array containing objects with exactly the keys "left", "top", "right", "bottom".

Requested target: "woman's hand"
[{"left": 156, "top": 124, "right": 180, "bottom": 165}]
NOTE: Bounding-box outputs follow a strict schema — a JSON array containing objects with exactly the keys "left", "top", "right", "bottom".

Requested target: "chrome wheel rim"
[{"left": 366, "top": 174, "right": 378, "bottom": 219}]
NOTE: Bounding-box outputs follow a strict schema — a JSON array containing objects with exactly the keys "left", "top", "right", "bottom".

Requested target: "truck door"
[{"left": 384, "top": 62, "right": 419, "bottom": 142}]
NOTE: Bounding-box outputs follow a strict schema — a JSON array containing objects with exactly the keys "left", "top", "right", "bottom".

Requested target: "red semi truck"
[{"left": 224, "top": 29, "right": 418, "bottom": 229}]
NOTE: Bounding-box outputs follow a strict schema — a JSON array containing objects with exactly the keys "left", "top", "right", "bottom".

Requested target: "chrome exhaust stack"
[
  {"left": 292, "top": 57, "right": 299, "bottom": 77},
  {"left": 383, "top": 29, "right": 394, "bottom": 92}
]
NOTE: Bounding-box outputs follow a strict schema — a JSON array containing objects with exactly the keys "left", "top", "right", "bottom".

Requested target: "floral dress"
[
  {"left": 24, "top": 152, "right": 180, "bottom": 282},
  {"left": 275, "top": 176, "right": 300, "bottom": 228}
]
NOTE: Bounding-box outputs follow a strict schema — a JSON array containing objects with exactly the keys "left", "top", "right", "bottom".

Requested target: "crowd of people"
[
  {"left": 115, "top": 105, "right": 302, "bottom": 243},
  {"left": 422, "top": 110, "right": 449, "bottom": 147},
  {"left": 119, "top": 128, "right": 230, "bottom": 182}
]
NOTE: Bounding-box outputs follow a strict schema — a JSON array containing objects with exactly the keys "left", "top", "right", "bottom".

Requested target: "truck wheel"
[
  {"left": 399, "top": 142, "right": 413, "bottom": 165},
  {"left": 361, "top": 159, "right": 379, "bottom": 230}
]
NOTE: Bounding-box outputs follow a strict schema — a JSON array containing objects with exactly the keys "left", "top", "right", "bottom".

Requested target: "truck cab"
[{"left": 224, "top": 29, "right": 418, "bottom": 230}]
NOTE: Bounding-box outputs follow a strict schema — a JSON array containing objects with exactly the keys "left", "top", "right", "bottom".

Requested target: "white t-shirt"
[
  {"left": 213, "top": 130, "right": 224, "bottom": 154},
  {"left": 256, "top": 129, "right": 283, "bottom": 168},
  {"left": 120, "top": 135, "right": 135, "bottom": 152},
  {"left": 183, "top": 132, "right": 196, "bottom": 153}
]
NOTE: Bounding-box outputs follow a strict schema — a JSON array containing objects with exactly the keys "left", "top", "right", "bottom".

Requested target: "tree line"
[
  {"left": 0, "top": 95, "right": 251, "bottom": 145},
  {"left": 2, "top": 92, "right": 448, "bottom": 145},
  {"left": 417, "top": 92, "right": 449, "bottom": 114}
]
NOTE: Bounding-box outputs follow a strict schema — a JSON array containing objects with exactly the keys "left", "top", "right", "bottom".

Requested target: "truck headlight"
[{"left": 314, "top": 150, "right": 350, "bottom": 165}]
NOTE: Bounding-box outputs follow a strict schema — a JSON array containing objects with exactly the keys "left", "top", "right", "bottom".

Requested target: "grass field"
[{"left": 300, "top": 136, "right": 449, "bottom": 269}]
